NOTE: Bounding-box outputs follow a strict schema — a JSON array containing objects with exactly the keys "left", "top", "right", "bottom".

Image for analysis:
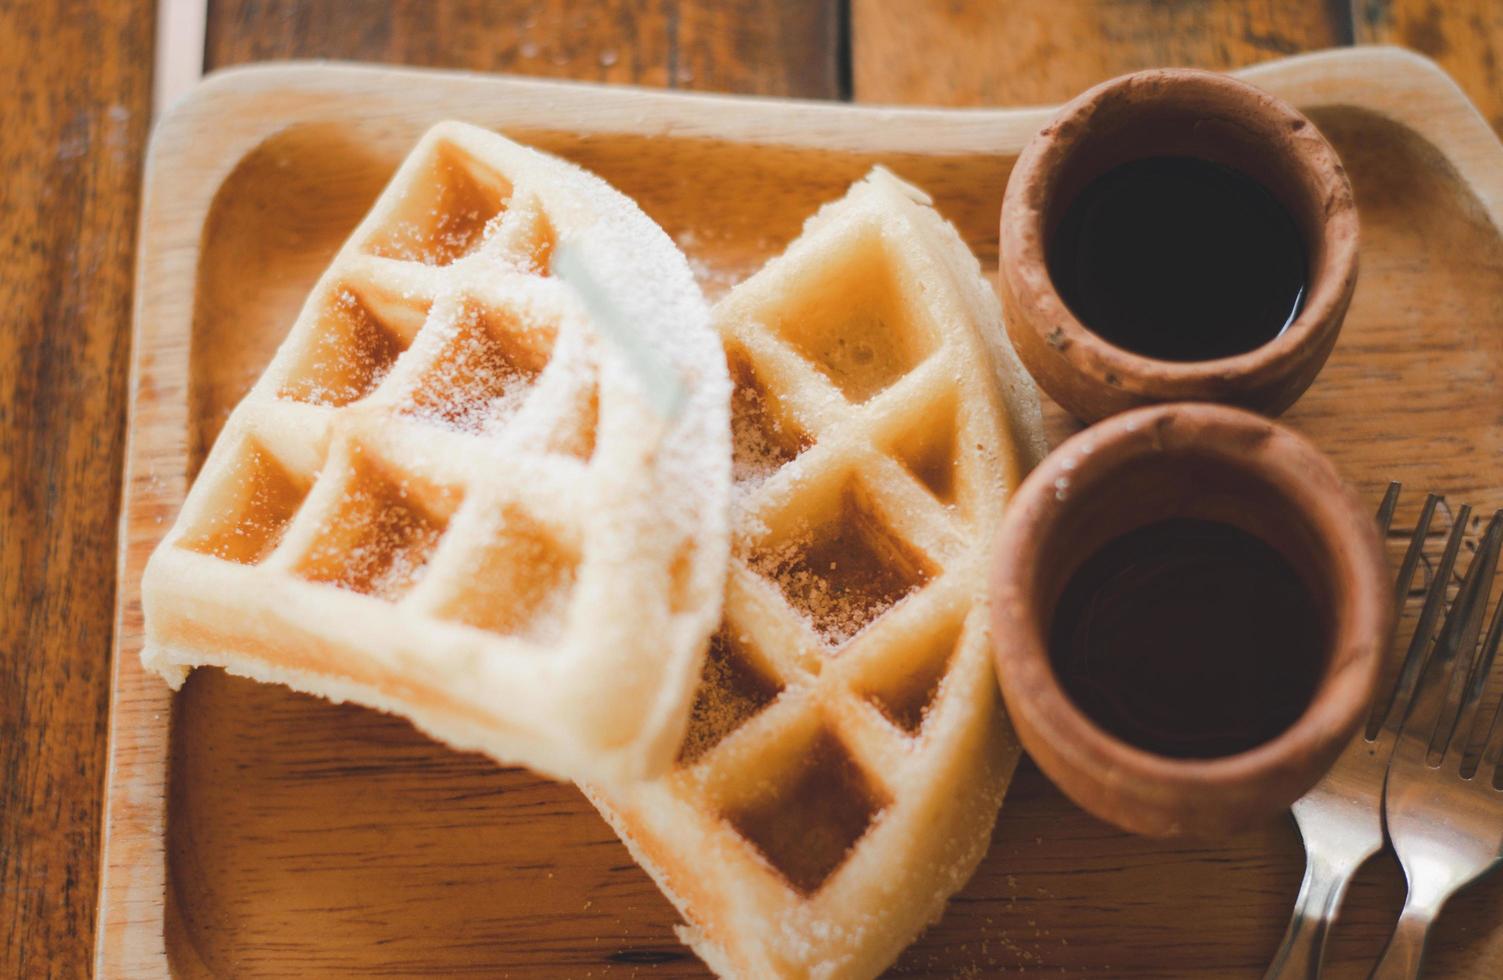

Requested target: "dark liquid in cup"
[
  {"left": 1048, "top": 156, "right": 1308, "bottom": 362},
  {"left": 1048, "top": 518, "right": 1327, "bottom": 759}
]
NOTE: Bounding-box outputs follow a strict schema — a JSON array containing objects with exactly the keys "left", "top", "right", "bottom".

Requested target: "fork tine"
[
  {"left": 1390, "top": 493, "right": 1439, "bottom": 625},
  {"left": 1474, "top": 550, "right": 1503, "bottom": 782},
  {"left": 1399, "top": 507, "right": 1495, "bottom": 757},
  {"left": 1377, "top": 481, "right": 1402, "bottom": 537},
  {"left": 1370, "top": 490, "right": 1436, "bottom": 733},
  {"left": 1435, "top": 512, "right": 1503, "bottom": 765},
  {"left": 1380, "top": 500, "right": 1467, "bottom": 737}
]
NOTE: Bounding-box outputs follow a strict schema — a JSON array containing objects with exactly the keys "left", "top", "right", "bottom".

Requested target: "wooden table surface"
[{"left": 4, "top": 1, "right": 1502, "bottom": 975}]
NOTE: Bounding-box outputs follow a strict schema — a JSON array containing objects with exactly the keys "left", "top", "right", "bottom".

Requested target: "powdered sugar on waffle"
[
  {"left": 588, "top": 166, "right": 1046, "bottom": 978},
  {"left": 140, "top": 122, "right": 733, "bottom": 786}
]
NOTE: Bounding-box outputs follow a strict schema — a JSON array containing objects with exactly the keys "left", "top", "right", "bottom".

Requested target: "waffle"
[
  {"left": 588, "top": 169, "right": 1047, "bottom": 978},
  {"left": 141, "top": 122, "right": 732, "bottom": 786}
]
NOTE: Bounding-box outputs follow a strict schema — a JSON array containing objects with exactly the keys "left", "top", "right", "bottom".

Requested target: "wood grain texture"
[
  {"left": 852, "top": 0, "right": 1349, "bottom": 106},
  {"left": 1355, "top": 0, "right": 1503, "bottom": 132},
  {"left": 0, "top": 1, "right": 155, "bottom": 977},
  {"left": 206, "top": 0, "right": 843, "bottom": 98},
  {"left": 96, "top": 51, "right": 1503, "bottom": 976}
]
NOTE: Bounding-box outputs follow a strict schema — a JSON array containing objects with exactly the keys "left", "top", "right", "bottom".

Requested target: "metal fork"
[
  {"left": 1370, "top": 508, "right": 1503, "bottom": 980},
  {"left": 1264, "top": 484, "right": 1465, "bottom": 980}
]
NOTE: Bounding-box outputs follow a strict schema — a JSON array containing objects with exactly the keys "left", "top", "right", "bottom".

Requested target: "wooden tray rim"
[{"left": 95, "top": 45, "right": 1503, "bottom": 976}]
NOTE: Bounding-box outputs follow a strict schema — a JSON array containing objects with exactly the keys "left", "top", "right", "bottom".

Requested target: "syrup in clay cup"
[
  {"left": 990, "top": 403, "right": 1391, "bottom": 838},
  {"left": 999, "top": 68, "right": 1360, "bottom": 422}
]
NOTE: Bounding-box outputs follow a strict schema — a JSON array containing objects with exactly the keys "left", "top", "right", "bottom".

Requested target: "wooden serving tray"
[{"left": 98, "top": 48, "right": 1503, "bottom": 977}]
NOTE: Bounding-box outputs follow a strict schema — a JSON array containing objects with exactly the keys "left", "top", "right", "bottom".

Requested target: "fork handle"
[
  {"left": 1369, "top": 902, "right": 1434, "bottom": 980},
  {"left": 1263, "top": 851, "right": 1361, "bottom": 980}
]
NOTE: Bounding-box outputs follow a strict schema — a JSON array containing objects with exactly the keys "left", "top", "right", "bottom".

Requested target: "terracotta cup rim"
[
  {"left": 990, "top": 403, "right": 1391, "bottom": 837},
  {"left": 999, "top": 68, "right": 1360, "bottom": 420}
]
